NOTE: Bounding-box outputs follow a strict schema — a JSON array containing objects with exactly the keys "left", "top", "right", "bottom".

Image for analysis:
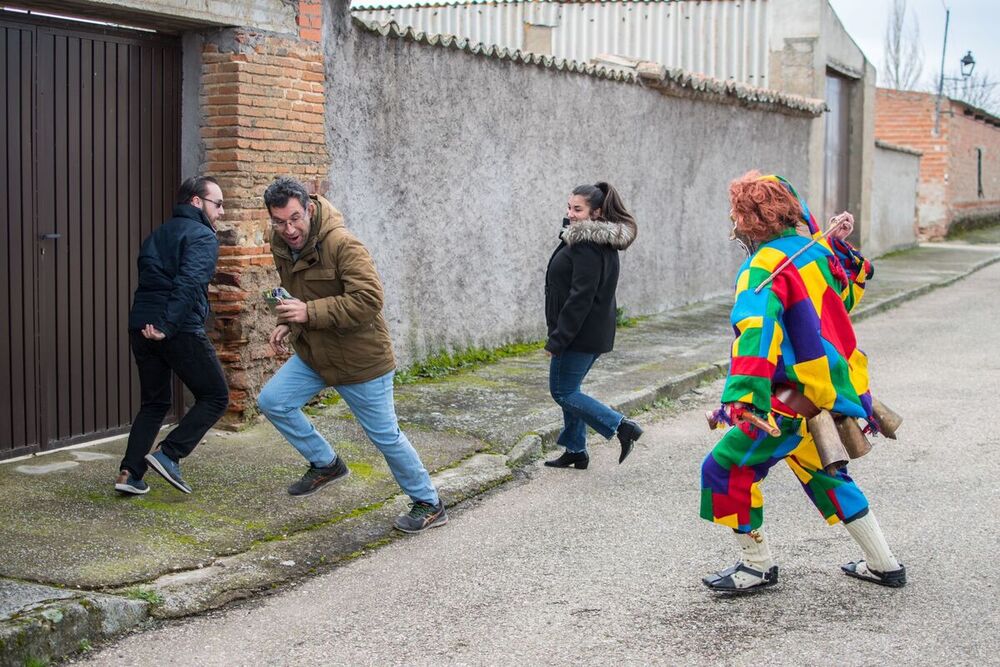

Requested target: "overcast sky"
[{"left": 828, "top": 0, "right": 998, "bottom": 89}]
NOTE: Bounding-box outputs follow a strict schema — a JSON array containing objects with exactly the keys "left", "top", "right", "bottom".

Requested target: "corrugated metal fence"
[{"left": 353, "top": 0, "right": 770, "bottom": 87}]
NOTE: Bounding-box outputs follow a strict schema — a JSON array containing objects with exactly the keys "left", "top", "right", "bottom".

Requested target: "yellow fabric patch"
[
  {"left": 848, "top": 348, "right": 870, "bottom": 395},
  {"left": 750, "top": 247, "right": 786, "bottom": 274},
  {"left": 767, "top": 323, "right": 784, "bottom": 364},
  {"left": 734, "top": 316, "right": 763, "bottom": 334},
  {"left": 750, "top": 482, "right": 763, "bottom": 509},
  {"left": 716, "top": 513, "right": 740, "bottom": 529},
  {"left": 797, "top": 261, "right": 828, "bottom": 315},
  {"left": 786, "top": 455, "right": 814, "bottom": 484},
  {"left": 787, "top": 433, "right": 823, "bottom": 479},
  {"left": 736, "top": 269, "right": 750, "bottom": 293},
  {"left": 792, "top": 357, "right": 836, "bottom": 409}
]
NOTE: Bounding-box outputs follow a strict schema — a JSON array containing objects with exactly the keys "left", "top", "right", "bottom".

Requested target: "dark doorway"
[
  {"left": 1, "top": 14, "right": 181, "bottom": 459},
  {"left": 823, "top": 70, "right": 853, "bottom": 223}
]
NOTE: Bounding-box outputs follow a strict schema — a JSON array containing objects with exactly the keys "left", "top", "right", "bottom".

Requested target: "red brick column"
[
  {"left": 200, "top": 0, "right": 329, "bottom": 423},
  {"left": 874, "top": 88, "right": 950, "bottom": 239}
]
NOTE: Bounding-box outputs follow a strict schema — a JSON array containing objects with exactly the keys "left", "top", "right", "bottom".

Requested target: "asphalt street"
[{"left": 81, "top": 261, "right": 1000, "bottom": 666}]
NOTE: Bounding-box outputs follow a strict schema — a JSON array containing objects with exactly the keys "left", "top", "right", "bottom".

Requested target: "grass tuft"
[{"left": 394, "top": 341, "right": 544, "bottom": 384}]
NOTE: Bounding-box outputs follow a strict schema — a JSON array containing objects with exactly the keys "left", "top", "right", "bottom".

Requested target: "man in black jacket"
[{"left": 115, "top": 176, "right": 229, "bottom": 496}]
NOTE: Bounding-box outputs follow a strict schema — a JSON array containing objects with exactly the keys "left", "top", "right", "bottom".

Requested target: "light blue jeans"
[{"left": 258, "top": 355, "right": 438, "bottom": 505}]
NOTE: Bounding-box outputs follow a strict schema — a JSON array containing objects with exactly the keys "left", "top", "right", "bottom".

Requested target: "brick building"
[{"left": 875, "top": 88, "right": 1000, "bottom": 239}]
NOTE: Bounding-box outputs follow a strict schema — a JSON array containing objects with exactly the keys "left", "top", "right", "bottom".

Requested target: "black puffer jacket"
[
  {"left": 128, "top": 204, "right": 219, "bottom": 338},
  {"left": 544, "top": 219, "right": 635, "bottom": 355}
]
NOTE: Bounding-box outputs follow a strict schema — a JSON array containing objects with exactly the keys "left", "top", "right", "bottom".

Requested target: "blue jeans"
[
  {"left": 549, "top": 351, "right": 623, "bottom": 453},
  {"left": 258, "top": 355, "right": 438, "bottom": 505}
]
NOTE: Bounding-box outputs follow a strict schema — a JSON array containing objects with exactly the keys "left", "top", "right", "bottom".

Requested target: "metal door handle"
[{"left": 39, "top": 233, "right": 61, "bottom": 240}]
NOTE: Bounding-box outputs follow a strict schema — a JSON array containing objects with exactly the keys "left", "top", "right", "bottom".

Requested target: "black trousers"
[{"left": 120, "top": 330, "right": 229, "bottom": 478}]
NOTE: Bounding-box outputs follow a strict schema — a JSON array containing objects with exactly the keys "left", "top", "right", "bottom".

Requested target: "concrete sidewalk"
[{"left": 3, "top": 236, "right": 999, "bottom": 665}]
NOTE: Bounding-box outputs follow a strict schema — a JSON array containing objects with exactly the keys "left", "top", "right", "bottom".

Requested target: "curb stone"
[
  {"left": 506, "top": 434, "right": 543, "bottom": 467},
  {"left": 138, "top": 453, "right": 512, "bottom": 619},
  {"left": 0, "top": 590, "right": 147, "bottom": 667}
]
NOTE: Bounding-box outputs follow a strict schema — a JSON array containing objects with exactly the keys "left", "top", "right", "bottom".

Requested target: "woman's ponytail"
[{"left": 594, "top": 182, "right": 637, "bottom": 247}]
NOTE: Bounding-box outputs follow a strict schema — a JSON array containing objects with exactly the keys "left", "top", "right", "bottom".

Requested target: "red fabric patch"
[
  {"left": 828, "top": 256, "right": 849, "bottom": 289},
  {"left": 826, "top": 487, "right": 844, "bottom": 520},
  {"left": 712, "top": 465, "right": 757, "bottom": 525},
  {"left": 730, "top": 356, "right": 776, "bottom": 379},
  {"left": 770, "top": 265, "right": 810, "bottom": 307},
  {"left": 819, "top": 289, "right": 856, "bottom": 356}
]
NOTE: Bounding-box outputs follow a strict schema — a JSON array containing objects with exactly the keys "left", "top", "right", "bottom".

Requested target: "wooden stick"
[{"left": 753, "top": 216, "right": 849, "bottom": 294}]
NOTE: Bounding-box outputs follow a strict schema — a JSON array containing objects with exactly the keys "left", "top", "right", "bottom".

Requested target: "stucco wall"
[
  {"left": 869, "top": 143, "right": 920, "bottom": 257},
  {"left": 324, "top": 18, "right": 813, "bottom": 364}
]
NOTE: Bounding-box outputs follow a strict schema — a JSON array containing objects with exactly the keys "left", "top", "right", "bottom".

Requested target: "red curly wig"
[{"left": 728, "top": 170, "right": 803, "bottom": 242}]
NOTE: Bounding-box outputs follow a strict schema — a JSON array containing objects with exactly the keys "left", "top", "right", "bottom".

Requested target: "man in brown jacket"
[{"left": 257, "top": 177, "right": 446, "bottom": 534}]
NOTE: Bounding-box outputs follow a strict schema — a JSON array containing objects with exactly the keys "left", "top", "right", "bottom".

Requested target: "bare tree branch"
[
  {"left": 882, "top": 0, "right": 923, "bottom": 90},
  {"left": 938, "top": 70, "right": 1000, "bottom": 115}
]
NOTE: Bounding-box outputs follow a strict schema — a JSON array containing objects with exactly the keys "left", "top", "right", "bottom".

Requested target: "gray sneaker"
[
  {"left": 394, "top": 499, "right": 448, "bottom": 533},
  {"left": 288, "top": 457, "right": 350, "bottom": 497}
]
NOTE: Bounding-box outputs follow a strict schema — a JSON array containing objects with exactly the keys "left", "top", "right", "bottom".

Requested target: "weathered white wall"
[
  {"left": 324, "top": 13, "right": 814, "bottom": 364},
  {"left": 868, "top": 142, "right": 920, "bottom": 257}
]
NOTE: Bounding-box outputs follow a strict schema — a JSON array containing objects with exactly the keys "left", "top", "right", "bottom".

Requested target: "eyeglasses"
[
  {"left": 203, "top": 197, "right": 225, "bottom": 209},
  {"left": 270, "top": 213, "right": 307, "bottom": 230}
]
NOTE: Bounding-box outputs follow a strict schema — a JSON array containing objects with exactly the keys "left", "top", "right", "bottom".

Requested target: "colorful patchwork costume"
[
  {"left": 701, "top": 176, "right": 876, "bottom": 533},
  {"left": 700, "top": 172, "right": 904, "bottom": 592}
]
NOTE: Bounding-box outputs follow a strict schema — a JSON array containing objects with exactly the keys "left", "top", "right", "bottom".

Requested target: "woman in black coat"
[{"left": 544, "top": 182, "right": 643, "bottom": 469}]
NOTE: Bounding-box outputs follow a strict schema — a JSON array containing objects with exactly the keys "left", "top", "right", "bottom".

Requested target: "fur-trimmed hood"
[{"left": 561, "top": 219, "right": 636, "bottom": 250}]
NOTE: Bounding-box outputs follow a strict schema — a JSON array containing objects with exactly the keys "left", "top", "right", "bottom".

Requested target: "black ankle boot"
[
  {"left": 544, "top": 450, "right": 590, "bottom": 470},
  {"left": 616, "top": 418, "right": 643, "bottom": 464}
]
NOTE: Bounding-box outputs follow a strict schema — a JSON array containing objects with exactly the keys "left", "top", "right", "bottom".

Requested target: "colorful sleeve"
[
  {"left": 828, "top": 238, "right": 873, "bottom": 312},
  {"left": 720, "top": 268, "right": 786, "bottom": 415}
]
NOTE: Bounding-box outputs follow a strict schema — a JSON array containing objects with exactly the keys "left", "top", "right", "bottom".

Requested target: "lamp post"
[{"left": 933, "top": 8, "right": 976, "bottom": 135}]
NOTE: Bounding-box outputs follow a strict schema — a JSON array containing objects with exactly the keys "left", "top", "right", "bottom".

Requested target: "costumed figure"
[{"left": 700, "top": 170, "right": 906, "bottom": 593}]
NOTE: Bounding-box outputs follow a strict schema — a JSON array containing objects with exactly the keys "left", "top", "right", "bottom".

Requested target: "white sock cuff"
[
  {"left": 735, "top": 529, "right": 774, "bottom": 570},
  {"left": 844, "top": 511, "right": 900, "bottom": 572}
]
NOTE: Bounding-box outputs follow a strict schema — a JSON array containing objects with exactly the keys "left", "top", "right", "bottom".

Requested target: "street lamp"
[
  {"left": 960, "top": 50, "right": 976, "bottom": 77},
  {"left": 933, "top": 8, "right": 976, "bottom": 135}
]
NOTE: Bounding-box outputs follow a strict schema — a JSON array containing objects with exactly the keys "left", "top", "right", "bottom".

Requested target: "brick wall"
[
  {"left": 875, "top": 87, "right": 1000, "bottom": 239},
  {"left": 200, "top": 0, "right": 330, "bottom": 423},
  {"left": 948, "top": 108, "right": 1000, "bottom": 227},
  {"left": 874, "top": 88, "right": 948, "bottom": 238}
]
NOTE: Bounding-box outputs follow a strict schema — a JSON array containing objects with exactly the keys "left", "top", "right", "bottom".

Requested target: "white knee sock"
[
  {"left": 735, "top": 529, "right": 774, "bottom": 571},
  {"left": 844, "top": 511, "right": 900, "bottom": 572}
]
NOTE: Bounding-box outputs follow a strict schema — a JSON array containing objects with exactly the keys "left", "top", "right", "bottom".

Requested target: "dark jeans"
[
  {"left": 549, "top": 350, "right": 623, "bottom": 453},
  {"left": 120, "top": 330, "right": 229, "bottom": 478}
]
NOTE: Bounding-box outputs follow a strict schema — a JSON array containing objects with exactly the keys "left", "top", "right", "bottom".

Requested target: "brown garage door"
[{"left": 1, "top": 15, "right": 180, "bottom": 459}]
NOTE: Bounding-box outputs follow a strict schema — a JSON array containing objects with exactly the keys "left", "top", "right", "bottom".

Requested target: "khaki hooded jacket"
[{"left": 270, "top": 195, "right": 395, "bottom": 385}]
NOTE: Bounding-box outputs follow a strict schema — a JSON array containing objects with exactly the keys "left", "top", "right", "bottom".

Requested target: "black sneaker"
[
  {"left": 616, "top": 418, "right": 644, "bottom": 464},
  {"left": 288, "top": 457, "right": 350, "bottom": 497},
  {"left": 394, "top": 499, "right": 448, "bottom": 533}
]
